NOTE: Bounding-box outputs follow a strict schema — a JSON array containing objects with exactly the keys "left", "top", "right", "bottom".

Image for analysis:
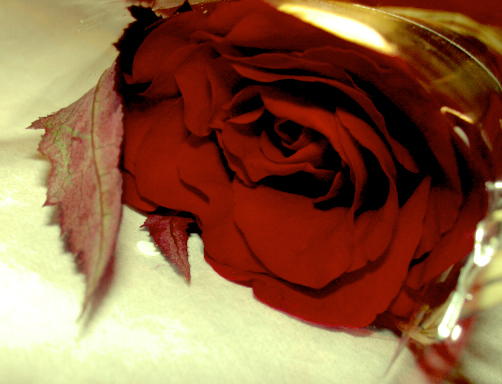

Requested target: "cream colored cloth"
[{"left": 0, "top": 1, "right": 500, "bottom": 383}]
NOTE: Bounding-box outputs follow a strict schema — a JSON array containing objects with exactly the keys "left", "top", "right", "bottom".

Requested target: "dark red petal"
[
  {"left": 176, "top": 135, "right": 233, "bottom": 214},
  {"left": 404, "top": 179, "right": 487, "bottom": 292},
  {"left": 133, "top": 99, "right": 207, "bottom": 215},
  {"left": 130, "top": 11, "right": 207, "bottom": 84},
  {"left": 206, "top": 57, "right": 243, "bottom": 129},
  {"left": 202, "top": 220, "right": 272, "bottom": 278},
  {"left": 413, "top": 186, "right": 462, "bottom": 258},
  {"left": 258, "top": 85, "right": 393, "bottom": 188},
  {"left": 204, "top": 252, "right": 258, "bottom": 285},
  {"left": 176, "top": 135, "right": 269, "bottom": 275},
  {"left": 302, "top": 48, "right": 463, "bottom": 194},
  {"left": 140, "top": 44, "right": 197, "bottom": 98},
  {"left": 233, "top": 180, "right": 353, "bottom": 288},
  {"left": 257, "top": 86, "right": 401, "bottom": 267},
  {"left": 259, "top": 132, "right": 334, "bottom": 178},
  {"left": 221, "top": 51, "right": 352, "bottom": 83},
  {"left": 221, "top": 2, "right": 338, "bottom": 50},
  {"left": 174, "top": 46, "right": 218, "bottom": 136},
  {"left": 121, "top": 170, "right": 158, "bottom": 212},
  {"left": 250, "top": 177, "right": 430, "bottom": 327},
  {"left": 204, "top": 0, "right": 270, "bottom": 36},
  {"left": 335, "top": 125, "right": 400, "bottom": 270},
  {"left": 219, "top": 123, "right": 322, "bottom": 184},
  {"left": 390, "top": 148, "right": 490, "bottom": 318},
  {"left": 230, "top": 63, "right": 383, "bottom": 132},
  {"left": 122, "top": 99, "right": 178, "bottom": 174}
]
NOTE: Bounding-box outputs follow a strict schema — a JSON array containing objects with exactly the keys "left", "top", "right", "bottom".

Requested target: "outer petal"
[
  {"left": 233, "top": 180, "right": 353, "bottom": 288},
  {"left": 412, "top": 186, "right": 462, "bottom": 258},
  {"left": 389, "top": 179, "right": 488, "bottom": 318},
  {"left": 250, "top": 177, "right": 430, "bottom": 327},
  {"left": 404, "top": 180, "right": 487, "bottom": 289},
  {"left": 207, "top": 176, "right": 430, "bottom": 326},
  {"left": 133, "top": 99, "right": 207, "bottom": 215},
  {"left": 130, "top": 10, "right": 208, "bottom": 84},
  {"left": 174, "top": 46, "right": 218, "bottom": 136},
  {"left": 122, "top": 170, "right": 158, "bottom": 212},
  {"left": 176, "top": 135, "right": 270, "bottom": 276},
  {"left": 219, "top": 2, "right": 344, "bottom": 51},
  {"left": 123, "top": 98, "right": 177, "bottom": 174}
]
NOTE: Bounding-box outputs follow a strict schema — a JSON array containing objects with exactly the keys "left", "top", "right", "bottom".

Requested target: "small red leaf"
[
  {"left": 142, "top": 214, "right": 193, "bottom": 281},
  {"left": 30, "top": 65, "right": 123, "bottom": 316}
]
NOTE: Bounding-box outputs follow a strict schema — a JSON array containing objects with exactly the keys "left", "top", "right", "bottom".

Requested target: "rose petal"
[
  {"left": 303, "top": 48, "right": 464, "bottom": 193},
  {"left": 221, "top": 4, "right": 341, "bottom": 51},
  {"left": 218, "top": 86, "right": 334, "bottom": 184},
  {"left": 336, "top": 108, "right": 396, "bottom": 196},
  {"left": 121, "top": 170, "right": 158, "bottom": 212},
  {"left": 389, "top": 133, "right": 491, "bottom": 317},
  {"left": 174, "top": 46, "right": 217, "bottom": 136},
  {"left": 257, "top": 85, "right": 400, "bottom": 266},
  {"left": 233, "top": 180, "right": 353, "bottom": 288},
  {"left": 413, "top": 186, "right": 462, "bottom": 258},
  {"left": 227, "top": 49, "right": 460, "bottom": 184},
  {"left": 176, "top": 135, "right": 270, "bottom": 276},
  {"left": 405, "top": 178, "right": 487, "bottom": 291},
  {"left": 122, "top": 101, "right": 173, "bottom": 174},
  {"left": 176, "top": 135, "right": 232, "bottom": 210},
  {"left": 130, "top": 11, "right": 207, "bottom": 84},
  {"left": 207, "top": 57, "right": 243, "bottom": 129},
  {"left": 332, "top": 123, "right": 400, "bottom": 270},
  {"left": 140, "top": 44, "right": 196, "bottom": 98},
  {"left": 218, "top": 128, "right": 321, "bottom": 185},
  {"left": 222, "top": 52, "right": 353, "bottom": 85},
  {"left": 203, "top": 0, "right": 268, "bottom": 36},
  {"left": 259, "top": 130, "right": 335, "bottom": 174},
  {"left": 249, "top": 177, "right": 430, "bottom": 327},
  {"left": 258, "top": 86, "right": 395, "bottom": 199},
  {"left": 230, "top": 63, "right": 383, "bottom": 132},
  {"left": 133, "top": 99, "right": 207, "bottom": 215}
]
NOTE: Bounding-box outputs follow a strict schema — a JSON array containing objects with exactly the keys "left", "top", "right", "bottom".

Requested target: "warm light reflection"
[
  {"left": 475, "top": 227, "right": 484, "bottom": 243},
  {"left": 451, "top": 325, "right": 462, "bottom": 341},
  {"left": 437, "top": 290, "right": 464, "bottom": 341},
  {"left": 277, "top": 4, "right": 393, "bottom": 54},
  {"left": 438, "top": 323, "right": 451, "bottom": 339},
  {"left": 474, "top": 253, "right": 491, "bottom": 267},
  {"left": 453, "top": 126, "right": 470, "bottom": 147},
  {"left": 137, "top": 240, "right": 160, "bottom": 256},
  {"left": 440, "top": 106, "right": 475, "bottom": 124},
  {"left": 474, "top": 227, "right": 494, "bottom": 267}
]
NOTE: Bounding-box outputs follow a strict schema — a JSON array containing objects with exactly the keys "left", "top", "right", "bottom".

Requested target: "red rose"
[{"left": 118, "top": 0, "right": 498, "bottom": 327}]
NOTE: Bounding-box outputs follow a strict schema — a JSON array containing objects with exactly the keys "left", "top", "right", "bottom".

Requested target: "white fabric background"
[{"left": 0, "top": 1, "right": 500, "bottom": 383}]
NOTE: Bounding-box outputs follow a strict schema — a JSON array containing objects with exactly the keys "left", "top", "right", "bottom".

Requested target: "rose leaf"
[
  {"left": 30, "top": 65, "right": 123, "bottom": 318},
  {"left": 142, "top": 214, "right": 193, "bottom": 282}
]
